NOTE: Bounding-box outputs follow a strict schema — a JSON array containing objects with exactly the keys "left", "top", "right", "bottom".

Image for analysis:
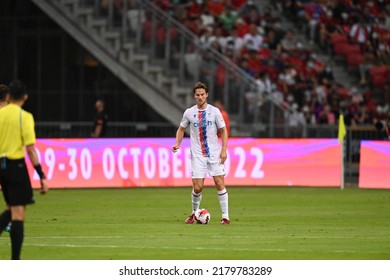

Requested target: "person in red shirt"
[
  {"left": 207, "top": 0, "right": 225, "bottom": 16},
  {"left": 214, "top": 100, "right": 231, "bottom": 137},
  {"left": 186, "top": 0, "right": 205, "bottom": 19}
]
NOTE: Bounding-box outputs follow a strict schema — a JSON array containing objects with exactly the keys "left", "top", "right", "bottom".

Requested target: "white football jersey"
[{"left": 180, "top": 104, "right": 226, "bottom": 158}]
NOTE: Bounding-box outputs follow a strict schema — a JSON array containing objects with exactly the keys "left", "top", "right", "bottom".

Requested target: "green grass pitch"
[{"left": 1, "top": 186, "right": 389, "bottom": 260}]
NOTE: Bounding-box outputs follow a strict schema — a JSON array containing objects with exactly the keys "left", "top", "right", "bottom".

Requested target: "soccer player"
[
  {"left": 0, "top": 80, "right": 49, "bottom": 260},
  {"left": 171, "top": 82, "right": 230, "bottom": 225}
]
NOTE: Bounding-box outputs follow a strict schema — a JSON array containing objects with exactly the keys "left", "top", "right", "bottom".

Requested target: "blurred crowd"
[
  {"left": 275, "top": 0, "right": 390, "bottom": 131},
  {"left": 133, "top": 0, "right": 390, "bottom": 133}
]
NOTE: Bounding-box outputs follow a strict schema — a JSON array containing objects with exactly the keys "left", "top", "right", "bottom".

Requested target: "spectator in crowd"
[
  {"left": 242, "top": 3, "right": 262, "bottom": 26},
  {"left": 199, "top": 5, "right": 215, "bottom": 30},
  {"left": 219, "top": 4, "right": 238, "bottom": 34},
  {"left": 214, "top": 99, "right": 231, "bottom": 136},
  {"left": 278, "top": 64, "right": 297, "bottom": 93},
  {"left": 291, "top": 0, "right": 313, "bottom": 29},
  {"left": 243, "top": 23, "right": 264, "bottom": 52},
  {"left": 285, "top": 103, "right": 306, "bottom": 137},
  {"left": 224, "top": 27, "right": 245, "bottom": 59},
  {"left": 161, "top": 0, "right": 390, "bottom": 131},
  {"left": 239, "top": 57, "right": 256, "bottom": 77},
  {"left": 199, "top": 25, "right": 214, "bottom": 49},
  {"left": 304, "top": 0, "right": 325, "bottom": 44},
  {"left": 91, "top": 99, "right": 108, "bottom": 138},
  {"left": 318, "top": 104, "right": 336, "bottom": 124},
  {"left": 207, "top": 0, "right": 226, "bottom": 16},
  {"left": 264, "top": 28, "right": 280, "bottom": 51},
  {"left": 230, "top": 0, "right": 247, "bottom": 10},
  {"left": 256, "top": 71, "right": 272, "bottom": 94},
  {"left": 186, "top": 0, "right": 205, "bottom": 19},
  {"left": 208, "top": 26, "right": 228, "bottom": 52},
  {"left": 238, "top": 0, "right": 261, "bottom": 18},
  {"left": 318, "top": 62, "right": 335, "bottom": 82},
  {"left": 277, "top": 30, "right": 299, "bottom": 55},
  {"left": 349, "top": 16, "right": 372, "bottom": 50}
]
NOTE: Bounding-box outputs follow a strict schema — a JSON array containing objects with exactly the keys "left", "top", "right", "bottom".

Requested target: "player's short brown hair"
[{"left": 193, "top": 82, "right": 208, "bottom": 94}]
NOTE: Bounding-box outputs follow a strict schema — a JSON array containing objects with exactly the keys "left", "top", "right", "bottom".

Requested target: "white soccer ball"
[{"left": 194, "top": 209, "right": 211, "bottom": 224}]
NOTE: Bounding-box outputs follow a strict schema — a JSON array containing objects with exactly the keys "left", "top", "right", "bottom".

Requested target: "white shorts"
[{"left": 191, "top": 156, "right": 225, "bottom": 178}]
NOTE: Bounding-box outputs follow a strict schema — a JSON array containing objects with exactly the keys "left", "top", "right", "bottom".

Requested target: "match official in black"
[{"left": 0, "top": 80, "right": 49, "bottom": 260}]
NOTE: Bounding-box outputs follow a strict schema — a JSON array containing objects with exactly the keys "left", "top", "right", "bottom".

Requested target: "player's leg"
[
  {"left": 213, "top": 175, "right": 230, "bottom": 224},
  {"left": 10, "top": 205, "right": 26, "bottom": 260},
  {"left": 0, "top": 168, "right": 11, "bottom": 234},
  {"left": 209, "top": 158, "right": 230, "bottom": 224},
  {"left": 185, "top": 157, "right": 207, "bottom": 224},
  {"left": 0, "top": 208, "right": 11, "bottom": 234},
  {"left": 185, "top": 178, "right": 205, "bottom": 224},
  {"left": 192, "top": 178, "right": 204, "bottom": 210},
  {"left": 7, "top": 159, "right": 34, "bottom": 259}
]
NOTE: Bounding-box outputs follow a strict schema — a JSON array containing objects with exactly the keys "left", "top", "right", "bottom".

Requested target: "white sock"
[
  {"left": 217, "top": 189, "right": 229, "bottom": 219},
  {"left": 192, "top": 191, "right": 202, "bottom": 213}
]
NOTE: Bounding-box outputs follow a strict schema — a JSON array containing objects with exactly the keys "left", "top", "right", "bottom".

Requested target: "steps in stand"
[{"left": 31, "top": 0, "right": 186, "bottom": 126}]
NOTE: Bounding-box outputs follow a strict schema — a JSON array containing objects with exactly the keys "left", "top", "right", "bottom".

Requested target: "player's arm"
[
  {"left": 26, "top": 144, "right": 49, "bottom": 194},
  {"left": 172, "top": 126, "right": 186, "bottom": 152},
  {"left": 219, "top": 126, "right": 228, "bottom": 164}
]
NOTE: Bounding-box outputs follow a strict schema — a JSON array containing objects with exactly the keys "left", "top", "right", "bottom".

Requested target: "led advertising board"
[{"left": 28, "top": 138, "right": 341, "bottom": 188}]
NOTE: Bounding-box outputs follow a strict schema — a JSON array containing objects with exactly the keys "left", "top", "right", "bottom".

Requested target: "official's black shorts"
[{"left": 0, "top": 157, "right": 35, "bottom": 206}]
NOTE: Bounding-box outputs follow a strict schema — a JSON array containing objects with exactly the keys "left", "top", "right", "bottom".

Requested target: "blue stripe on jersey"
[{"left": 198, "top": 110, "right": 210, "bottom": 157}]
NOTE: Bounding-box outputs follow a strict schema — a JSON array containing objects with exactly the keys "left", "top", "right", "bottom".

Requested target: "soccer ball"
[{"left": 194, "top": 209, "right": 210, "bottom": 224}]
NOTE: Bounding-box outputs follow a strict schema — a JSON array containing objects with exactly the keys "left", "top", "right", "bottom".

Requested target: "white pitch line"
[
  {"left": 22, "top": 243, "right": 288, "bottom": 252},
  {"left": 25, "top": 236, "right": 125, "bottom": 239},
  {"left": 23, "top": 235, "right": 390, "bottom": 241},
  {"left": 20, "top": 243, "right": 389, "bottom": 255}
]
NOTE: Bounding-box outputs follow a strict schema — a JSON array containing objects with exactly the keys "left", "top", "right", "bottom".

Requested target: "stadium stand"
[{"left": 147, "top": 0, "right": 388, "bottom": 129}]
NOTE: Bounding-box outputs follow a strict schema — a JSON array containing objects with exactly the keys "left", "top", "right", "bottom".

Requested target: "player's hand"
[
  {"left": 220, "top": 150, "right": 227, "bottom": 164},
  {"left": 171, "top": 145, "right": 180, "bottom": 153},
  {"left": 40, "top": 178, "right": 49, "bottom": 195}
]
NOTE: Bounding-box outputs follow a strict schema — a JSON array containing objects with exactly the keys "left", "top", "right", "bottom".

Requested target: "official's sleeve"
[{"left": 22, "top": 112, "right": 36, "bottom": 146}]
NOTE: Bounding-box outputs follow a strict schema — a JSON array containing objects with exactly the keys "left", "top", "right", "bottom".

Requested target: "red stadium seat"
[
  {"left": 330, "top": 33, "right": 348, "bottom": 45},
  {"left": 341, "top": 44, "right": 361, "bottom": 56},
  {"left": 333, "top": 42, "right": 349, "bottom": 56},
  {"left": 337, "top": 86, "right": 350, "bottom": 97},
  {"left": 346, "top": 53, "right": 364, "bottom": 67},
  {"left": 369, "top": 66, "right": 390, "bottom": 88}
]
